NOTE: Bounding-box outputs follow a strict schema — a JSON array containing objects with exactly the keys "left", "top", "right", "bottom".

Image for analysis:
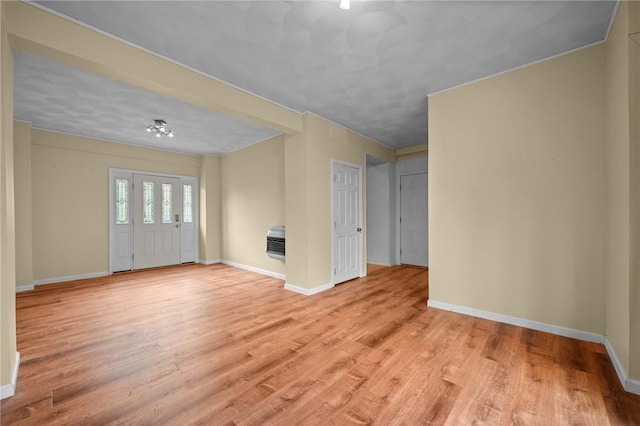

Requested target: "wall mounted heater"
[{"left": 266, "top": 226, "right": 285, "bottom": 261}]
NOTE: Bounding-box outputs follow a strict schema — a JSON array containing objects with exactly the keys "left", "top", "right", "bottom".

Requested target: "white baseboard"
[
  {"left": 17, "top": 272, "right": 109, "bottom": 293},
  {"left": 284, "top": 282, "right": 334, "bottom": 296},
  {"left": 427, "top": 300, "right": 604, "bottom": 344},
  {"left": 604, "top": 337, "right": 640, "bottom": 396},
  {"left": 221, "top": 260, "right": 285, "bottom": 281},
  {"left": 367, "top": 261, "right": 392, "bottom": 267},
  {"left": 428, "top": 300, "right": 640, "bottom": 396},
  {"left": 199, "top": 259, "right": 222, "bottom": 266},
  {"left": 626, "top": 378, "right": 640, "bottom": 395},
  {"left": 0, "top": 352, "right": 20, "bottom": 400},
  {"left": 33, "top": 271, "right": 109, "bottom": 287}
]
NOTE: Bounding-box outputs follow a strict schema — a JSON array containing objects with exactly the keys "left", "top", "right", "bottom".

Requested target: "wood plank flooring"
[{"left": 2, "top": 264, "right": 639, "bottom": 425}]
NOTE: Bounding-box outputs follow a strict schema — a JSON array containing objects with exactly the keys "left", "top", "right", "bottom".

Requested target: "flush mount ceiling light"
[
  {"left": 339, "top": 0, "right": 350, "bottom": 10},
  {"left": 146, "top": 119, "right": 174, "bottom": 138}
]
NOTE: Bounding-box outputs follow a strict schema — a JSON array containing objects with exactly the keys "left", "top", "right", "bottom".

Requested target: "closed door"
[
  {"left": 133, "top": 174, "right": 181, "bottom": 269},
  {"left": 333, "top": 162, "right": 361, "bottom": 284},
  {"left": 400, "top": 173, "right": 428, "bottom": 267}
]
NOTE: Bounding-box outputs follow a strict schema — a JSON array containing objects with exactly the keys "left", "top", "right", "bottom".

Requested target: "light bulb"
[
  {"left": 146, "top": 127, "right": 152, "bottom": 132},
  {"left": 168, "top": 132, "right": 174, "bottom": 138},
  {"left": 155, "top": 132, "right": 161, "bottom": 138},
  {"left": 159, "top": 127, "right": 165, "bottom": 132},
  {"left": 339, "top": 0, "right": 350, "bottom": 10}
]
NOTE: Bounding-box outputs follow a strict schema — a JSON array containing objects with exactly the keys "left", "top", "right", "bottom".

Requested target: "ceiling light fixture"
[
  {"left": 146, "top": 119, "right": 174, "bottom": 138},
  {"left": 339, "top": 0, "right": 350, "bottom": 10}
]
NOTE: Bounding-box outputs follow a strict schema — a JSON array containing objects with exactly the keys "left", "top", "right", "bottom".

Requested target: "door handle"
[
  {"left": 175, "top": 224, "right": 181, "bottom": 228},
  {"left": 357, "top": 227, "right": 362, "bottom": 232}
]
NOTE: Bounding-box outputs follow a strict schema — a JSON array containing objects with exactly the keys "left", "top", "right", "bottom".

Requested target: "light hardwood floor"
[{"left": 1, "top": 264, "right": 639, "bottom": 425}]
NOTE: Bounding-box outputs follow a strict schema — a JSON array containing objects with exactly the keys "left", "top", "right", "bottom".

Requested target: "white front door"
[
  {"left": 333, "top": 162, "right": 361, "bottom": 284},
  {"left": 133, "top": 174, "right": 182, "bottom": 269},
  {"left": 400, "top": 173, "right": 428, "bottom": 267}
]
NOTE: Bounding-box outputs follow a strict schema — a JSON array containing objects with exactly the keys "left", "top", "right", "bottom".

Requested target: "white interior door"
[
  {"left": 133, "top": 174, "right": 181, "bottom": 269},
  {"left": 333, "top": 162, "right": 361, "bottom": 284},
  {"left": 400, "top": 173, "right": 428, "bottom": 267}
]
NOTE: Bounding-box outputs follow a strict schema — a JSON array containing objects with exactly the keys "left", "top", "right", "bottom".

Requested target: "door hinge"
[
  {"left": 400, "top": 249, "right": 402, "bottom": 255},
  {"left": 400, "top": 217, "right": 402, "bottom": 223},
  {"left": 334, "top": 268, "right": 336, "bottom": 275}
]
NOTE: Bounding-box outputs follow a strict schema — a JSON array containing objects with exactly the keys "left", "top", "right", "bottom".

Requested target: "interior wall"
[
  {"left": 285, "top": 113, "right": 396, "bottom": 290},
  {"left": 14, "top": 121, "right": 32, "bottom": 287},
  {"left": 0, "top": 0, "right": 17, "bottom": 391},
  {"left": 221, "top": 135, "right": 285, "bottom": 276},
  {"left": 199, "top": 155, "right": 221, "bottom": 263},
  {"left": 366, "top": 162, "right": 393, "bottom": 266},
  {"left": 428, "top": 43, "right": 607, "bottom": 334},
  {"left": 30, "top": 128, "right": 201, "bottom": 282},
  {"left": 604, "top": 0, "right": 631, "bottom": 381},
  {"left": 627, "top": 1, "right": 640, "bottom": 381}
]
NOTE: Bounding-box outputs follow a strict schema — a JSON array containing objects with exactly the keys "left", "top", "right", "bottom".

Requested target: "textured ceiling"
[
  {"left": 18, "top": 0, "right": 617, "bottom": 153},
  {"left": 14, "top": 51, "right": 279, "bottom": 155}
]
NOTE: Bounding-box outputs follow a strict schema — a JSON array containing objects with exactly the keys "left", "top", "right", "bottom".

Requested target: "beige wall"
[
  {"left": 221, "top": 135, "right": 285, "bottom": 275},
  {"left": 285, "top": 113, "right": 395, "bottom": 289},
  {"left": 604, "top": 1, "right": 631, "bottom": 381},
  {"left": 14, "top": 121, "right": 32, "bottom": 287},
  {"left": 429, "top": 44, "right": 606, "bottom": 334},
  {"left": 627, "top": 1, "right": 640, "bottom": 380},
  {"left": 199, "top": 155, "right": 221, "bottom": 263},
  {"left": 30, "top": 128, "right": 201, "bottom": 281},
  {"left": 1, "top": 0, "right": 17, "bottom": 390}
]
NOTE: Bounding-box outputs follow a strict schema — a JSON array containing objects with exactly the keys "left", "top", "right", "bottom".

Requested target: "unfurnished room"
[{"left": 1, "top": 1, "right": 640, "bottom": 424}]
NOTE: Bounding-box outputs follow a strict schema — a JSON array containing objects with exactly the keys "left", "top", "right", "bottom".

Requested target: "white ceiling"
[{"left": 15, "top": 0, "right": 617, "bottom": 154}]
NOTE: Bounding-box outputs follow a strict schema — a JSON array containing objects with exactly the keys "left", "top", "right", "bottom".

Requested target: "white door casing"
[
  {"left": 400, "top": 172, "right": 428, "bottom": 267},
  {"left": 133, "top": 174, "right": 182, "bottom": 270},
  {"left": 333, "top": 161, "right": 362, "bottom": 284},
  {"left": 180, "top": 177, "right": 197, "bottom": 263}
]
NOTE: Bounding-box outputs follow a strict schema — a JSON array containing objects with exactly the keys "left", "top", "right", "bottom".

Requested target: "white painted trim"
[
  {"left": 0, "top": 352, "right": 20, "bottom": 400},
  {"left": 199, "top": 259, "right": 222, "bottom": 266},
  {"left": 33, "top": 271, "right": 109, "bottom": 287},
  {"left": 16, "top": 284, "right": 35, "bottom": 293},
  {"left": 605, "top": 1, "right": 621, "bottom": 41},
  {"left": 427, "top": 300, "right": 604, "bottom": 344},
  {"left": 604, "top": 337, "right": 640, "bottom": 396},
  {"left": 428, "top": 39, "right": 607, "bottom": 98},
  {"left": 366, "top": 261, "right": 392, "bottom": 267},
  {"left": 626, "top": 378, "right": 640, "bottom": 395},
  {"left": 221, "top": 260, "right": 285, "bottom": 281},
  {"left": 284, "top": 282, "right": 334, "bottom": 296}
]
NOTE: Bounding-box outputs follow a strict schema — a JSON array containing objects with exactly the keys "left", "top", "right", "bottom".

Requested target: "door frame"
[
  {"left": 108, "top": 168, "right": 199, "bottom": 274},
  {"left": 330, "top": 159, "right": 364, "bottom": 285}
]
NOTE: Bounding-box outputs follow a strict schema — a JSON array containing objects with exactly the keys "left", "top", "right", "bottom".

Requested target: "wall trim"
[
  {"left": 604, "top": 337, "right": 640, "bottom": 396},
  {"left": 32, "top": 271, "right": 109, "bottom": 287},
  {"left": 427, "top": 299, "right": 604, "bottom": 344},
  {"left": 16, "top": 284, "right": 35, "bottom": 293},
  {"left": 427, "top": 39, "right": 607, "bottom": 98},
  {"left": 0, "top": 352, "right": 20, "bottom": 400},
  {"left": 220, "top": 260, "right": 285, "bottom": 280},
  {"left": 284, "top": 282, "right": 334, "bottom": 296},
  {"left": 199, "top": 259, "right": 222, "bottom": 266}
]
